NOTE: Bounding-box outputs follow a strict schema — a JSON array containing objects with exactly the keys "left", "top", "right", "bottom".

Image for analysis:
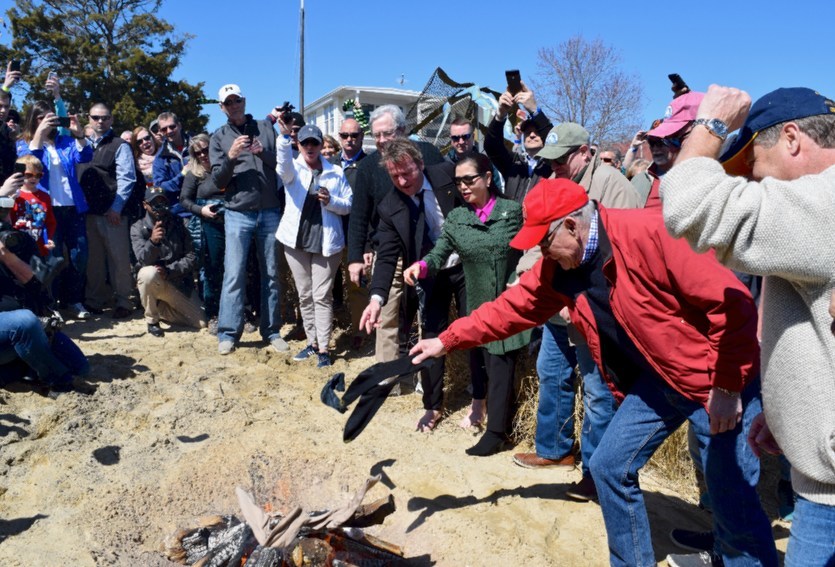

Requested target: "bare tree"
[{"left": 531, "top": 36, "right": 644, "bottom": 145}]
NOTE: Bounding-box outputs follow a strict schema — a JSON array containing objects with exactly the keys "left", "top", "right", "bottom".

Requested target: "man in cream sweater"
[{"left": 661, "top": 85, "right": 835, "bottom": 567}]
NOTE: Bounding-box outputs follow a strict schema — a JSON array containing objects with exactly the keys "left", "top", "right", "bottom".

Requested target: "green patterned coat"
[{"left": 423, "top": 197, "right": 531, "bottom": 355}]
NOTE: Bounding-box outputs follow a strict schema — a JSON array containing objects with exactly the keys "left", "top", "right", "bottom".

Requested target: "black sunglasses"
[
  {"left": 90, "top": 115, "right": 111, "bottom": 121},
  {"left": 300, "top": 139, "right": 321, "bottom": 147},
  {"left": 453, "top": 173, "right": 484, "bottom": 187},
  {"left": 137, "top": 135, "right": 152, "bottom": 144},
  {"left": 339, "top": 132, "right": 361, "bottom": 140},
  {"left": 551, "top": 146, "right": 581, "bottom": 166},
  {"left": 450, "top": 133, "right": 472, "bottom": 142},
  {"left": 194, "top": 148, "right": 209, "bottom": 157},
  {"left": 223, "top": 97, "right": 243, "bottom": 106}
]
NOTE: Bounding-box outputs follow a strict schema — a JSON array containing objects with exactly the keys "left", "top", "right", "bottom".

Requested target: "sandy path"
[{"left": 0, "top": 315, "right": 789, "bottom": 566}]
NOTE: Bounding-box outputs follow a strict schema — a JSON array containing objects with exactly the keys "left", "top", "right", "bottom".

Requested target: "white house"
[{"left": 303, "top": 86, "right": 421, "bottom": 151}]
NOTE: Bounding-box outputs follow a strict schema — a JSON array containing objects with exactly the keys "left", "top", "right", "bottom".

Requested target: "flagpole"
[{"left": 299, "top": 0, "right": 305, "bottom": 114}]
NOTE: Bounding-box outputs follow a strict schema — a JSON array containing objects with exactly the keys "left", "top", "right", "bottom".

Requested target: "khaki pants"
[
  {"left": 137, "top": 266, "right": 205, "bottom": 328},
  {"left": 85, "top": 214, "right": 134, "bottom": 310},
  {"left": 284, "top": 247, "right": 341, "bottom": 351},
  {"left": 375, "top": 257, "right": 404, "bottom": 363}
]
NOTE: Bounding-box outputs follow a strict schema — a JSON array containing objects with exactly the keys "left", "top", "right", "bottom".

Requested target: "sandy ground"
[{"left": 0, "top": 311, "right": 791, "bottom": 566}]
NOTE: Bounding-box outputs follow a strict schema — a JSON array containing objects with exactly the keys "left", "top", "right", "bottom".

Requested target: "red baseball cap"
[
  {"left": 509, "top": 179, "right": 589, "bottom": 250},
  {"left": 647, "top": 91, "right": 705, "bottom": 139}
]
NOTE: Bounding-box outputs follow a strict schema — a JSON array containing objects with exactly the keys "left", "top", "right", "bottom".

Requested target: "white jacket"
[{"left": 275, "top": 136, "right": 352, "bottom": 257}]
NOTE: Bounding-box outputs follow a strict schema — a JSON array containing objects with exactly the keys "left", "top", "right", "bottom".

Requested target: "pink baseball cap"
[{"left": 647, "top": 92, "right": 705, "bottom": 139}]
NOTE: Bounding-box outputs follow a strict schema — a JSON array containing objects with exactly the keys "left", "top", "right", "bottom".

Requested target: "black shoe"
[
  {"left": 670, "top": 529, "right": 714, "bottom": 552},
  {"left": 147, "top": 323, "right": 165, "bottom": 337},
  {"left": 111, "top": 306, "right": 132, "bottom": 319},
  {"left": 84, "top": 303, "right": 104, "bottom": 315},
  {"left": 566, "top": 475, "right": 598, "bottom": 502},
  {"left": 465, "top": 431, "right": 511, "bottom": 457}
]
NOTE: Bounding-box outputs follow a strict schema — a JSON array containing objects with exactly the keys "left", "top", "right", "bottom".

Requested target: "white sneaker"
[
  {"left": 69, "top": 303, "right": 91, "bottom": 320},
  {"left": 218, "top": 340, "right": 235, "bottom": 355},
  {"left": 271, "top": 337, "right": 290, "bottom": 353}
]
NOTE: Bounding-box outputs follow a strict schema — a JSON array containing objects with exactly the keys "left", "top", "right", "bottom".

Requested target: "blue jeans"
[
  {"left": 218, "top": 208, "right": 281, "bottom": 343},
  {"left": 577, "top": 341, "right": 616, "bottom": 477},
  {"left": 535, "top": 322, "right": 577, "bottom": 460},
  {"left": 0, "top": 310, "right": 88, "bottom": 385},
  {"left": 785, "top": 496, "right": 835, "bottom": 567},
  {"left": 589, "top": 375, "right": 777, "bottom": 567},
  {"left": 50, "top": 206, "right": 88, "bottom": 304},
  {"left": 200, "top": 215, "right": 225, "bottom": 319},
  {"left": 536, "top": 322, "right": 616, "bottom": 475}
]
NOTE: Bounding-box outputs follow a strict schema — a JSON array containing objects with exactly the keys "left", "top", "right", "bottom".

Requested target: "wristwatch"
[{"left": 693, "top": 118, "right": 729, "bottom": 141}]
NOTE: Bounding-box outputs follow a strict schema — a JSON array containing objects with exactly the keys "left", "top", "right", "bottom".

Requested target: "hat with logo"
[
  {"left": 647, "top": 92, "right": 705, "bottom": 139},
  {"left": 144, "top": 185, "right": 167, "bottom": 204},
  {"left": 509, "top": 178, "right": 590, "bottom": 250},
  {"left": 721, "top": 87, "right": 835, "bottom": 176},
  {"left": 536, "top": 123, "right": 591, "bottom": 161},
  {"left": 297, "top": 124, "right": 323, "bottom": 144},
  {"left": 218, "top": 84, "right": 243, "bottom": 104}
]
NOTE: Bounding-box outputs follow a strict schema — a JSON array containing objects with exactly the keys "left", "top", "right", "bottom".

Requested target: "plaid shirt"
[{"left": 581, "top": 209, "right": 599, "bottom": 265}]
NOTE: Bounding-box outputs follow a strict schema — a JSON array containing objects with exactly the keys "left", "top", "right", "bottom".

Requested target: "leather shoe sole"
[{"left": 512, "top": 452, "right": 576, "bottom": 469}]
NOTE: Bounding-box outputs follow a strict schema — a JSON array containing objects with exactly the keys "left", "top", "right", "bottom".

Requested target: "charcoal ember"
[
  {"left": 165, "top": 516, "right": 239, "bottom": 565},
  {"left": 243, "top": 546, "right": 284, "bottom": 567},
  {"left": 195, "top": 522, "right": 258, "bottom": 567}
]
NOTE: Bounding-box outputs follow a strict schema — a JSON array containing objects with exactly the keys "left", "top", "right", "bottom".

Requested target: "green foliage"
[{"left": 0, "top": 0, "right": 208, "bottom": 133}]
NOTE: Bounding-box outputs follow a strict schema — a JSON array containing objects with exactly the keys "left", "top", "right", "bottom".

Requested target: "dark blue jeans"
[
  {"left": 200, "top": 215, "right": 225, "bottom": 319},
  {"left": 0, "top": 309, "right": 88, "bottom": 386},
  {"left": 50, "top": 206, "right": 87, "bottom": 304},
  {"left": 589, "top": 375, "right": 777, "bottom": 567}
]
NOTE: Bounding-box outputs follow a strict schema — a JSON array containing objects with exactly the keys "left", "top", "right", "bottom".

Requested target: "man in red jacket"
[{"left": 411, "top": 178, "right": 777, "bottom": 567}]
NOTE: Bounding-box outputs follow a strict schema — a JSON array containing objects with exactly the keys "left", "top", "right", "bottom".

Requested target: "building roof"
[{"left": 305, "top": 86, "right": 422, "bottom": 113}]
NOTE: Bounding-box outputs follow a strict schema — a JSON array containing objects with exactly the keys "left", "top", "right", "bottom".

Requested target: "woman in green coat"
[{"left": 404, "top": 152, "right": 530, "bottom": 456}]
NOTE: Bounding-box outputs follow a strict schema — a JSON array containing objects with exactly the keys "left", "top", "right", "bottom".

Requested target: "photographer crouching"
[
  {"left": 0, "top": 196, "right": 88, "bottom": 394},
  {"left": 130, "top": 186, "right": 205, "bottom": 337}
]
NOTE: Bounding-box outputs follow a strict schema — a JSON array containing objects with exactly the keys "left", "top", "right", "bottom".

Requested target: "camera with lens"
[
  {"left": 277, "top": 101, "right": 295, "bottom": 124},
  {"left": 0, "top": 220, "right": 38, "bottom": 263}
]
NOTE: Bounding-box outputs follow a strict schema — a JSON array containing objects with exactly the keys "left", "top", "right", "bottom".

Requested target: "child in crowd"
[{"left": 10, "top": 155, "right": 56, "bottom": 257}]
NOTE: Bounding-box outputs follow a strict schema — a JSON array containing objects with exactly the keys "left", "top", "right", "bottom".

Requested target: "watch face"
[{"left": 709, "top": 119, "right": 729, "bottom": 138}]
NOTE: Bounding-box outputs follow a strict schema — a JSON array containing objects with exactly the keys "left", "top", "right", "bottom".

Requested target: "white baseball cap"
[{"left": 218, "top": 84, "right": 243, "bottom": 103}]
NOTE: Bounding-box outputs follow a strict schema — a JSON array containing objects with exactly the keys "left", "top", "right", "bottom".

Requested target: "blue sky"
[{"left": 2, "top": 0, "right": 833, "bottom": 134}]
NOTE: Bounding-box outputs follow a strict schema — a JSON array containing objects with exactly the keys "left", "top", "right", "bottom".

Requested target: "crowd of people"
[{"left": 0, "top": 60, "right": 833, "bottom": 566}]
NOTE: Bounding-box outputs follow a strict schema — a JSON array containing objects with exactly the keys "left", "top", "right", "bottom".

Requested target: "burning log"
[{"left": 163, "top": 476, "right": 406, "bottom": 566}]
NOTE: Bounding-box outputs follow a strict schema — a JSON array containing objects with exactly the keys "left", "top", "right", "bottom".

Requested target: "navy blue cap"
[
  {"left": 721, "top": 87, "right": 835, "bottom": 175},
  {"left": 297, "top": 124, "right": 323, "bottom": 144},
  {"left": 145, "top": 185, "right": 167, "bottom": 203}
]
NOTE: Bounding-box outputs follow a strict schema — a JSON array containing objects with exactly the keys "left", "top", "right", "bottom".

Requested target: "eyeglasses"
[
  {"left": 137, "top": 135, "right": 152, "bottom": 144},
  {"left": 300, "top": 139, "right": 320, "bottom": 147},
  {"left": 453, "top": 173, "right": 484, "bottom": 188},
  {"left": 159, "top": 124, "right": 178, "bottom": 133},
  {"left": 194, "top": 148, "right": 209, "bottom": 157},
  {"left": 450, "top": 133, "right": 472, "bottom": 143},
  {"left": 23, "top": 172, "right": 41, "bottom": 179},
  {"left": 551, "top": 146, "right": 581, "bottom": 166},
  {"left": 539, "top": 220, "right": 561, "bottom": 247},
  {"left": 223, "top": 97, "right": 243, "bottom": 106},
  {"left": 372, "top": 129, "right": 396, "bottom": 140},
  {"left": 90, "top": 115, "right": 111, "bottom": 121},
  {"left": 647, "top": 137, "right": 681, "bottom": 149},
  {"left": 601, "top": 157, "right": 613, "bottom": 164},
  {"left": 339, "top": 132, "right": 361, "bottom": 140}
]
